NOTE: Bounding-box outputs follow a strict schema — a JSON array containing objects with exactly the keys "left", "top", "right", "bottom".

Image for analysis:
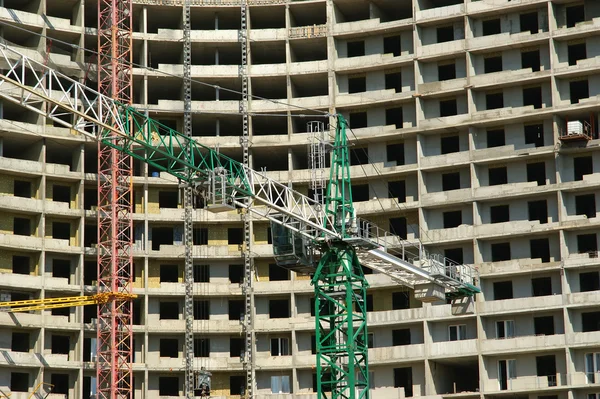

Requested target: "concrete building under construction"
[{"left": 1, "top": 0, "right": 600, "bottom": 398}]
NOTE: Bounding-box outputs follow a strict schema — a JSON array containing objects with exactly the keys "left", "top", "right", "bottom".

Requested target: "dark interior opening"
[
  {"left": 14, "top": 180, "right": 32, "bottom": 198},
  {"left": 159, "top": 302, "right": 179, "bottom": 320},
  {"left": 522, "top": 50, "right": 541, "bottom": 72},
  {"left": 14, "top": 217, "right": 31, "bottom": 236},
  {"left": 160, "top": 338, "right": 179, "bottom": 358},
  {"left": 528, "top": 199, "right": 548, "bottom": 224},
  {"left": 392, "top": 292, "right": 410, "bottom": 310},
  {"left": 230, "top": 375, "right": 245, "bottom": 395},
  {"left": 489, "top": 167, "right": 507, "bottom": 186},
  {"left": 574, "top": 156, "right": 593, "bottom": 181},
  {"left": 159, "top": 376, "right": 179, "bottom": 396},
  {"left": 491, "top": 242, "right": 511, "bottom": 262},
  {"left": 536, "top": 355, "right": 557, "bottom": 386},
  {"left": 580, "top": 271, "right": 600, "bottom": 292},
  {"left": 193, "top": 264, "right": 210, "bottom": 283},
  {"left": 229, "top": 264, "right": 243, "bottom": 284},
  {"left": 269, "top": 263, "right": 290, "bottom": 281},
  {"left": 520, "top": 12, "right": 539, "bottom": 34},
  {"left": 530, "top": 238, "right": 551, "bottom": 263},
  {"left": 384, "top": 36, "right": 401, "bottom": 56},
  {"left": 194, "top": 338, "right": 210, "bottom": 357},
  {"left": 11, "top": 332, "right": 30, "bottom": 352},
  {"left": 350, "top": 148, "right": 369, "bottom": 166},
  {"left": 386, "top": 107, "right": 403, "bottom": 129},
  {"left": 352, "top": 184, "right": 369, "bottom": 202},
  {"left": 193, "top": 300, "right": 210, "bottom": 320},
  {"left": 158, "top": 191, "right": 178, "bottom": 208},
  {"left": 490, "top": 205, "right": 509, "bottom": 224},
  {"left": 486, "top": 92, "right": 504, "bottom": 110},
  {"left": 349, "top": 112, "right": 367, "bottom": 129},
  {"left": 445, "top": 248, "right": 464, "bottom": 265},
  {"left": 442, "top": 172, "right": 460, "bottom": 191},
  {"left": 392, "top": 329, "right": 411, "bottom": 346},
  {"left": 387, "top": 143, "right": 405, "bottom": 165},
  {"left": 84, "top": 188, "right": 97, "bottom": 210},
  {"left": 228, "top": 228, "right": 243, "bottom": 245},
  {"left": 52, "top": 222, "right": 70, "bottom": 240},
  {"left": 568, "top": 43, "right": 587, "bottom": 66},
  {"left": 83, "top": 338, "right": 91, "bottom": 361},
  {"left": 576, "top": 194, "right": 596, "bottom": 218},
  {"left": 385, "top": 72, "right": 402, "bottom": 93},
  {"left": 51, "top": 374, "right": 69, "bottom": 395},
  {"left": 160, "top": 264, "right": 178, "bottom": 283},
  {"left": 482, "top": 18, "right": 501, "bottom": 36},
  {"left": 389, "top": 180, "right": 407, "bottom": 202},
  {"left": 230, "top": 337, "right": 243, "bottom": 357},
  {"left": 83, "top": 305, "right": 95, "bottom": 323},
  {"left": 53, "top": 185, "right": 70, "bottom": 204},
  {"left": 487, "top": 129, "right": 505, "bottom": 148},
  {"left": 84, "top": 261, "right": 97, "bottom": 286},
  {"left": 193, "top": 228, "right": 208, "bottom": 245},
  {"left": 51, "top": 306, "right": 70, "bottom": 317},
  {"left": 11, "top": 372, "right": 29, "bottom": 392},
  {"left": 12, "top": 255, "right": 30, "bottom": 275},
  {"left": 438, "top": 63, "right": 456, "bottom": 81},
  {"left": 443, "top": 210, "right": 462, "bottom": 228},
  {"left": 441, "top": 135, "right": 460, "bottom": 154},
  {"left": 531, "top": 276, "right": 552, "bottom": 296},
  {"left": 52, "top": 259, "right": 70, "bottom": 279},
  {"left": 534, "top": 316, "right": 554, "bottom": 335},
  {"left": 570, "top": 79, "right": 589, "bottom": 104},
  {"left": 389, "top": 217, "right": 407, "bottom": 239},
  {"left": 577, "top": 233, "right": 597, "bottom": 255},
  {"left": 393, "top": 367, "right": 413, "bottom": 397},
  {"left": 440, "top": 99, "right": 458, "bottom": 117},
  {"left": 84, "top": 224, "right": 97, "bottom": 248},
  {"left": 493, "top": 280, "right": 514, "bottom": 300},
  {"left": 228, "top": 300, "right": 244, "bottom": 320},
  {"left": 347, "top": 41, "right": 365, "bottom": 58},
  {"left": 566, "top": 5, "right": 585, "bottom": 28},
  {"left": 582, "top": 311, "right": 600, "bottom": 332},
  {"left": 269, "top": 299, "right": 290, "bottom": 318},
  {"left": 348, "top": 76, "right": 366, "bottom": 94},
  {"left": 484, "top": 56, "right": 502, "bottom": 73},
  {"left": 525, "top": 124, "right": 544, "bottom": 147},
  {"left": 437, "top": 26, "right": 454, "bottom": 43},
  {"left": 523, "top": 86, "right": 543, "bottom": 109},
  {"left": 152, "top": 227, "right": 174, "bottom": 250}
]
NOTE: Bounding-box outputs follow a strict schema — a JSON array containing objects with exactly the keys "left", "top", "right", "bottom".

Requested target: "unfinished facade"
[{"left": 1, "top": 0, "right": 600, "bottom": 398}]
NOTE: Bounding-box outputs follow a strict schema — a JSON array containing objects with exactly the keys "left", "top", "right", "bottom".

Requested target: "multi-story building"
[{"left": 0, "top": 0, "right": 599, "bottom": 398}]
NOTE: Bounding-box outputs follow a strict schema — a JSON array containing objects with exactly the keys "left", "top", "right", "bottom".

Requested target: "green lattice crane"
[{"left": 0, "top": 44, "right": 480, "bottom": 399}]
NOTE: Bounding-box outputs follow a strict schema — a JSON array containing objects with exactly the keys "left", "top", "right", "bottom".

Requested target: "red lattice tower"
[{"left": 96, "top": 1, "right": 134, "bottom": 399}]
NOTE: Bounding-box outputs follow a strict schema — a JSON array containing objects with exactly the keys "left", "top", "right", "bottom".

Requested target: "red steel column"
[{"left": 97, "top": 1, "right": 134, "bottom": 399}]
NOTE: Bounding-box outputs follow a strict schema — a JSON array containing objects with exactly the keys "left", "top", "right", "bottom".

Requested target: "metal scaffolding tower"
[{"left": 96, "top": 1, "right": 134, "bottom": 398}]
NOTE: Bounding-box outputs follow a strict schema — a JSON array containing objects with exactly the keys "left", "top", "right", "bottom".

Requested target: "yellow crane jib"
[{"left": 0, "top": 293, "right": 138, "bottom": 313}]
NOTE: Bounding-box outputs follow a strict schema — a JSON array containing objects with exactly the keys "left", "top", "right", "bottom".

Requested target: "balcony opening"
[
  {"left": 160, "top": 264, "right": 178, "bottom": 283},
  {"left": 445, "top": 248, "right": 464, "bottom": 264},
  {"left": 51, "top": 335, "right": 70, "bottom": 355},
  {"left": 441, "top": 135, "right": 460, "bottom": 154},
  {"left": 384, "top": 36, "right": 401, "bottom": 56},
  {"left": 525, "top": 124, "right": 544, "bottom": 147},
  {"left": 490, "top": 205, "right": 509, "bottom": 224},
  {"left": 84, "top": 261, "right": 97, "bottom": 286},
  {"left": 349, "top": 112, "right": 368, "bottom": 129},
  {"left": 193, "top": 264, "right": 210, "bottom": 283},
  {"left": 193, "top": 228, "right": 208, "bottom": 245},
  {"left": 442, "top": 172, "right": 461, "bottom": 191},
  {"left": 580, "top": 271, "right": 600, "bottom": 292},
  {"left": 269, "top": 263, "right": 290, "bottom": 281},
  {"left": 489, "top": 167, "right": 507, "bottom": 186},
  {"left": 84, "top": 224, "right": 97, "bottom": 248},
  {"left": 491, "top": 242, "right": 511, "bottom": 262},
  {"left": 484, "top": 56, "right": 502, "bottom": 73},
  {"left": 389, "top": 181, "right": 406, "bottom": 203},
  {"left": 570, "top": 79, "right": 589, "bottom": 104},
  {"left": 228, "top": 228, "right": 243, "bottom": 245},
  {"left": 493, "top": 280, "right": 513, "bottom": 300},
  {"left": 352, "top": 184, "right": 369, "bottom": 202},
  {"left": 530, "top": 238, "right": 551, "bottom": 263},
  {"left": 350, "top": 148, "right": 369, "bottom": 165},
  {"left": 160, "top": 338, "right": 179, "bottom": 358},
  {"left": 347, "top": 41, "right": 365, "bottom": 58},
  {"left": 566, "top": 5, "right": 585, "bottom": 28},
  {"left": 50, "top": 374, "right": 68, "bottom": 395},
  {"left": 159, "top": 302, "right": 179, "bottom": 320},
  {"left": 387, "top": 143, "right": 405, "bottom": 165},
  {"left": 386, "top": 107, "right": 403, "bottom": 129},
  {"left": 536, "top": 355, "right": 557, "bottom": 386},
  {"left": 534, "top": 316, "right": 554, "bottom": 335},
  {"left": 577, "top": 233, "right": 597, "bottom": 256},
  {"left": 440, "top": 99, "right": 458, "bottom": 117},
  {"left": 158, "top": 190, "right": 178, "bottom": 209},
  {"left": 437, "top": 26, "right": 454, "bottom": 43},
  {"left": 270, "top": 299, "right": 290, "bottom": 318},
  {"left": 523, "top": 86, "right": 543, "bottom": 109},
  {"left": 348, "top": 76, "right": 366, "bottom": 94},
  {"left": 83, "top": 305, "right": 95, "bottom": 323},
  {"left": 271, "top": 337, "right": 290, "bottom": 356},
  {"left": 12, "top": 255, "right": 30, "bottom": 275},
  {"left": 392, "top": 292, "right": 410, "bottom": 310},
  {"left": 53, "top": 185, "right": 70, "bottom": 204},
  {"left": 576, "top": 194, "right": 596, "bottom": 218},
  {"left": 528, "top": 200, "right": 548, "bottom": 224},
  {"left": 522, "top": 49, "right": 541, "bottom": 72},
  {"left": 486, "top": 92, "right": 504, "bottom": 110},
  {"left": 230, "top": 376, "right": 245, "bottom": 395},
  {"left": 52, "top": 259, "right": 70, "bottom": 279},
  {"left": 568, "top": 43, "right": 586, "bottom": 66},
  {"left": 14, "top": 217, "right": 31, "bottom": 236},
  {"left": 583, "top": 311, "right": 600, "bottom": 332},
  {"left": 389, "top": 217, "right": 407, "bottom": 239},
  {"left": 52, "top": 222, "right": 70, "bottom": 240},
  {"left": 229, "top": 337, "right": 244, "bottom": 358},
  {"left": 228, "top": 300, "right": 244, "bottom": 320},
  {"left": 229, "top": 265, "right": 243, "bottom": 284},
  {"left": 487, "top": 129, "right": 505, "bottom": 148},
  {"left": 438, "top": 63, "right": 456, "bottom": 81},
  {"left": 574, "top": 156, "right": 593, "bottom": 181},
  {"left": 385, "top": 72, "right": 402, "bottom": 93},
  {"left": 84, "top": 188, "right": 97, "bottom": 210},
  {"left": 392, "top": 329, "right": 411, "bottom": 346},
  {"left": 14, "top": 181, "right": 31, "bottom": 198},
  {"left": 194, "top": 300, "right": 210, "bottom": 320},
  {"left": 194, "top": 338, "right": 210, "bottom": 357},
  {"left": 11, "top": 372, "right": 28, "bottom": 392},
  {"left": 482, "top": 19, "right": 501, "bottom": 36},
  {"left": 12, "top": 332, "right": 30, "bottom": 352},
  {"left": 52, "top": 305, "right": 70, "bottom": 317},
  {"left": 159, "top": 377, "right": 179, "bottom": 396},
  {"left": 531, "top": 277, "right": 552, "bottom": 296},
  {"left": 393, "top": 367, "right": 413, "bottom": 397},
  {"left": 443, "top": 211, "right": 462, "bottom": 228},
  {"left": 520, "top": 12, "right": 539, "bottom": 34},
  {"left": 355, "top": 294, "right": 374, "bottom": 312}
]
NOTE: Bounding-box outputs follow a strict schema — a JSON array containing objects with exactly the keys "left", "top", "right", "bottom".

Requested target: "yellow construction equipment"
[{"left": 0, "top": 292, "right": 137, "bottom": 313}]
